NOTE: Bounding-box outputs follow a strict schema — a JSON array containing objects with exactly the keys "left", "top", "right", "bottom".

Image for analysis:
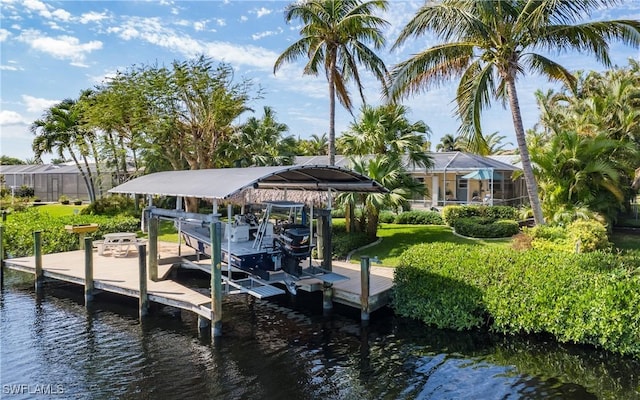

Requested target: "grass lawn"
[
  {"left": 34, "top": 203, "right": 87, "bottom": 217},
  {"left": 349, "top": 224, "right": 512, "bottom": 267}
]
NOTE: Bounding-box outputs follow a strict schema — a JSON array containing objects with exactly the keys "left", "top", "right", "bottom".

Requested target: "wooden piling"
[
  {"left": 211, "top": 222, "right": 222, "bottom": 337},
  {"left": 84, "top": 237, "right": 94, "bottom": 305},
  {"left": 34, "top": 231, "right": 43, "bottom": 292},
  {"left": 323, "top": 282, "right": 333, "bottom": 313},
  {"left": 149, "top": 216, "right": 158, "bottom": 281},
  {"left": 360, "top": 256, "right": 371, "bottom": 321},
  {"left": 138, "top": 244, "right": 148, "bottom": 319},
  {"left": 0, "top": 225, "right": 4, "bottom": 287}
]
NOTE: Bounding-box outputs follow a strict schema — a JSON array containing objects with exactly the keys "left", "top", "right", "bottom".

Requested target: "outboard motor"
[{"left": 277, "top": 224, "right": 311, "bottom": 276}]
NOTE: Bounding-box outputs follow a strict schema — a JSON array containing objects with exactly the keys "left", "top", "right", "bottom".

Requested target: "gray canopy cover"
[{"left": 109, "top": 165, "right": 387, "bottom": 199}]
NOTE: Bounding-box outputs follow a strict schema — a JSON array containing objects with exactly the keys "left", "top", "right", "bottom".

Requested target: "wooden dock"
[
  {"left": 3, "top": 242, "right": 214, "bottom": 320},
  {"left": 2, "top": 242, "right": 395, "bottom": 328}
]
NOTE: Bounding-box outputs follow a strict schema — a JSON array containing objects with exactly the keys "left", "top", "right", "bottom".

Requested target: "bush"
[
  {"left": 394, "top": 243, "right": 640, "bottom": 357},
  {"left": 2, "top": 207, "right": 139, "bottom": 257},
  {"left": 453, "top": 216, "right": 519, "bottom": 238},
  {"left": 526, "top": 220, "right": 611, "bottom": 253},
  {"left": 443, "top": 205, "right": 518, "bottom": 226},
  {"left": 58, "top": 195, "right": 69, "bottom": 204},
  {"left": 379, "top": 210, "right": 396, "bottom": 223},
  {"left": 567, "top": 220, "right": 611, "bottom": 252},
  {"left": 14, "top": 185, "right": 34, "bottom": 198},
  {"left": 330, "top": 207, "right": 345, "bottom": 218},
  {"left": 81, "top": 195, "right": 137, "bottom": 217},
  {"left": 393, "top": 210, "right": 444, "bottom": 225},
  {"left": 329, "top": 222, "right": 374, "bottom": 259}
]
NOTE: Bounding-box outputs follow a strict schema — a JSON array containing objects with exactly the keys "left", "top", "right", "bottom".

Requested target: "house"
[
  {"left": 294, "top": 152, "right": 526, "bottom": 208},
  {"left": 0, "top": 163, "right": 123, "bottom": 202}
]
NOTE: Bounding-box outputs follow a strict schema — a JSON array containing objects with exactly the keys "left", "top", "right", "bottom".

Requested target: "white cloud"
[
  {"left": 108, "top": 16, "right": 279, "bottom": 69},
  {"left": 17, "top": 29, "right": 102, "bottom": 67},
  {"left": 79, "top": 11, "right": 110, "bottom": 24},
  {"left": 252, "top": 28, "right": 282, "bottom": 41},
  {"left": 194, "top": 21, "right": 206, "bottom": 31},
  {"left": 240, "top": 15, "right": 248, "bottom": 22},
  {"left": 215, "top": 18, "right": 226, "bottom": 27},
  {"left": 0, "top": 65, "right": 21, "bottom": 71},
  {"left": 22, "top": 95, "right": 59, "bottom": 113},
  {"left": 254, "top": 7, "right": 272, "bottom": 18},
  {"left": 23, "top": 0, "right": 50, "bottom": 18},
  {"left": 51, "top": 8, "right": 71, "bottom": 22},
  {"left": 0, "top": 110, "right": 29, "bottom": 126},
  {"left": 0, "top": 29, "right": 10, "bottom": 42}
]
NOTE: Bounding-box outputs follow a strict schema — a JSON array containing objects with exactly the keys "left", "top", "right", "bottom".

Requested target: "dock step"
[{"left": 225, "top": 277, "right": 285, "bottom": 299}]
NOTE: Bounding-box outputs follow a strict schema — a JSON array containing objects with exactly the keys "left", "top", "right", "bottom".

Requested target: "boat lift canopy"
[{"left": 109, "top": 165, "right": 387, "bottom": 199}]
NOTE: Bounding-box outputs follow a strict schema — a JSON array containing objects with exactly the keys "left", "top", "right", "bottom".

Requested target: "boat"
[{"left": 177, "top": 201, "right": 347, "bottom": 294}]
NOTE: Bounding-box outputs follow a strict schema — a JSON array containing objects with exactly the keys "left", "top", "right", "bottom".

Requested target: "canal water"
[{"left": 1, "top": 269, "right": 639, "bottom": 400}]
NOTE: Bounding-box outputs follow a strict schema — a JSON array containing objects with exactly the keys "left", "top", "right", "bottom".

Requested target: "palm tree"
[
  {"left": 435, "top": 133, "right": 462, "bottom": 152},
  {"left": 387, "top": 0, "right": 640, "bottom": 225},
  {"left": 338, "top": 103, "right": 433, "bottom": 168},
  {"left": 338, "top": 104, "right": 430, "bottom": 235},
  {"left": 31, "top": 99, "right": 98, "bottom": 202},
  {"left": 224, "top": 107, "right": 295, "bottom": 167},
  {"left": 274, "top": 0, "right": 389, "bottom": 166}
]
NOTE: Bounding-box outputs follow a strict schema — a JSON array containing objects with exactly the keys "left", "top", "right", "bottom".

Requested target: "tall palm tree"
[
  {"left": 274, "top": 0, "right": 389, "bottom": 166},
  {"left": 387, "top": 0, "right": 640, "bottom": 225},
  {"left": 339, "top": 103, "right": 433, "bottom": 168},
  {"left": 31, "top": 99, "right": 98, "bottom": 202}
]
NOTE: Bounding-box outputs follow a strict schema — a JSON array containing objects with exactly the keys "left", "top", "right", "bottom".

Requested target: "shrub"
[
  {"left": 393, "top": 210, "right": 444, "bottom": 225},
  {"left": 394, "top": 243, "right": 640, "bottom": 357},
  {"left": 58, "top": 195, "right": 69, "bottom": 204},
  {"left": 2, "top": 207, "right": 139, "bottom": 257},
  {"left": 567, "top": 220, "right": 611, "bottom": 252},
  {"left": 379, "top": 210, "right": 396, "bottom": 223},
  {"left": 453, "top": 217, "right": 519, "bottom": 238},
  {"left": 14, "top": 185, "right": 34, "bottom": 198},
  {"left": 443, "top": 205, "right": 517, "bottom": 226},
  {"left": 330, "top": 207, "right": 345, "bottom": 218},
  {"left": 81, "top": 195, "right": 137, "bottom": 217},
  {"left": 526, "top": 221, "right": 611, "bottom": 253}
]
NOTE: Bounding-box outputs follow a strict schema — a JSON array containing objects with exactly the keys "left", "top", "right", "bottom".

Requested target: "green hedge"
[
  {"left": 394, "top": 243, "right": 640, "bottom": 357},
  {"left": 443, "top": 205, "right": 518, "bottom": 226},
  {"left": 454, "top": 217, "right": 519, "bottom": 238},
  {"left": 330, "top": 223, "right": 372, "bottom": 259},
  {"left": 394, "top": 210, "right": 444, "bottom": 225},
  {"left": 2, "top": 208, "right": 140, "bottom": 257},
  {"left": 526, "top": 220, "right": 611, "bottom": 253}
]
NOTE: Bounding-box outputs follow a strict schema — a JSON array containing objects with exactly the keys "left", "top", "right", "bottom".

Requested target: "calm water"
[{"left": 1, "top": 269, "right": 639, "bottom": 400}]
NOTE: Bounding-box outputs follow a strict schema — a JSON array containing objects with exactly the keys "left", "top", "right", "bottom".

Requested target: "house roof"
[
  {"left": 0, "top": 164, "right": 97, "bottom": 174},
  {"left": 294, "top": 152, "right": 521, "bottom": 173},
  {"left": 108, "top": 165, "right": 387, "bottom": 200}
]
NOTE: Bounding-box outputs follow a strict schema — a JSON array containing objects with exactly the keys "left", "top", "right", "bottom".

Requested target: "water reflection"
[{"left": 1, "top": 269, "right": 639, "bottom": 400}]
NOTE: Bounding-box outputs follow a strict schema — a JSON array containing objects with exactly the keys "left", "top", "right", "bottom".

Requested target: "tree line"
[{"left": 25, "top": 0, "right": 640, "bottom": 228}]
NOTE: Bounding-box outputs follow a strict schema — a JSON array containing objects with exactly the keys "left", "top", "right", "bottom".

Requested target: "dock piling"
[
  {"left": 84, "top": 237, "right": 94, "bottom": 304},
  {"left": 0, "top": 225, "right": 4, "bottom": 287},
  {"left": 211, "top": 222, "right": 222, "bottom": 337},
  {"left": 360, "top": 256, "right": 371, "bottom": 322},
  {"left": 34, "top": 231, "right": 43, "bottom": 292},
  {"left": 323, "top": 282, "right": 333, "bottom": 314},
  {"left": 138, "top": 244, "right": 148, "bottom": 319},
  {"left": 149, "top": 216, "right": 158, "bottom": 281}
]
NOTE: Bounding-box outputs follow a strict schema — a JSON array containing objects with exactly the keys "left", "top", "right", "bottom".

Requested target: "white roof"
[{"left": 109, "top": 165, "right": 387, "bottom": 199}]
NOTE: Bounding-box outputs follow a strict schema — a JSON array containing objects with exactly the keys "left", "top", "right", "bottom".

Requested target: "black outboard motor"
[{"left": 277, "top": 224, "right": 311, "bottom": 276}]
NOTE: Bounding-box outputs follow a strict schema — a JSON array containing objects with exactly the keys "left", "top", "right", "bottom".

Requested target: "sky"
[{"left": 1, "top": 0, "right": 639, "bottom": 163}]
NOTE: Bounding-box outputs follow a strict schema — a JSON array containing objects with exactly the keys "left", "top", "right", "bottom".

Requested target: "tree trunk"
[
  {"left": 365, "top": 207, "right": 379, "bottom": 240},
  {"left": 68, "top": 148, "right": 95, "bottom": 203},
  {"left": 328, "top": 53, "right": 337, "bottom": 166},
  {"left": 506, "top": 78, "right": 545, "bottom": 225}
]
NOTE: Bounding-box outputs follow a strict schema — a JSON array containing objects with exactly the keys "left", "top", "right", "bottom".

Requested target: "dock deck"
[
  {"left": 2, "top": 243, "right": 395, "bottom": 324},
  {"left": 3, "top": 242, "right": 213, "bottom": 320}
]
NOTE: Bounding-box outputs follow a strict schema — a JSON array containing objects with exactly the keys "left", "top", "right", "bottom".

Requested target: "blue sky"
[{"left": 1, "top": 0, "right": 639, "bottom": 162}]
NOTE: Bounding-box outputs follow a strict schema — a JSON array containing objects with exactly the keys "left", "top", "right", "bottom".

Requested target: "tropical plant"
[
  {"left": 435, "top": 133, "right": 463, "bottom": 152},
  {"left": 31, "top": 98, "right": 100, "bottom": 202},
  {"left": 223, "top": 106, "right": 296, "bottom": 167},
  {"left": 387, "top": 0, "right": 640, "bottom": 226},
  {"left": 274, "top": 0, "right": 389, "bottom": 166}
]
